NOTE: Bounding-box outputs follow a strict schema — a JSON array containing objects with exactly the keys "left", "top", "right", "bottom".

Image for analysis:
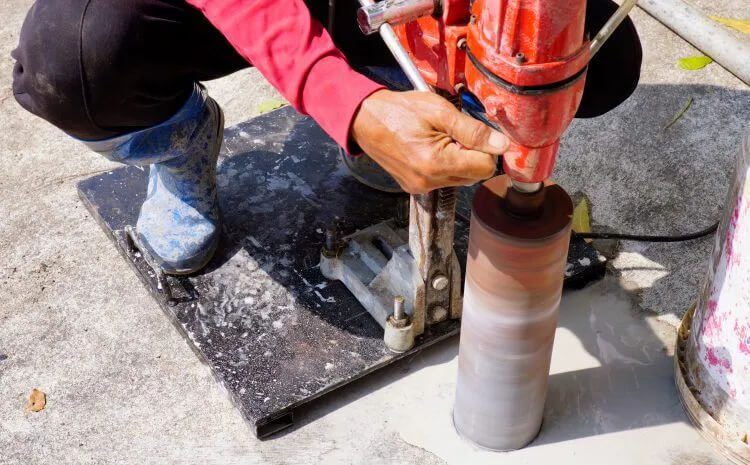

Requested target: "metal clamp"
[
  {"left": 357, "top": 0, "right": 437, "bottom": 35},
  {"left": 357, "top": 0, "right": 431, "bottom": 92}
]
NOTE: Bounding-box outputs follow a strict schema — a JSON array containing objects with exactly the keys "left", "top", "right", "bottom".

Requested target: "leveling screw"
[{"left": 393, "top": 295, "right": 406, "bottom": 321}]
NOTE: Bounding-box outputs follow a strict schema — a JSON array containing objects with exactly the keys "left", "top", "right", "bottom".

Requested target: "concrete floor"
[{"left": 0, "top": 0, "right": 748, "bottom": 464}]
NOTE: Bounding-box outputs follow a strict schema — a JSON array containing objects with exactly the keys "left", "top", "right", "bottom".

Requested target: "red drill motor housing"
[{"left": 385, "top": 0, "right": 590, "bottom": 183}]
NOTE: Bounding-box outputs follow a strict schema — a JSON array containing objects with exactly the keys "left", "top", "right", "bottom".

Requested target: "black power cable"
[
  {"left": 575, "top": 221, "right": 719, "bottom": 242},
  {"left": 455, "top": 208, "right": 719, "bottom": 243}
]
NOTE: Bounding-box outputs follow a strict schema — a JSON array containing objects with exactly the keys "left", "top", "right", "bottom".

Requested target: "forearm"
[{"left": 186, "top": 0, "right": 384, "bottom": 151}]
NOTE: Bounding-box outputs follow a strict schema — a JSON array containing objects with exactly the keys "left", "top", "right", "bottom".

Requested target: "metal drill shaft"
[{"left": 357, "top": 0, "right": 430, "bottom": 92}]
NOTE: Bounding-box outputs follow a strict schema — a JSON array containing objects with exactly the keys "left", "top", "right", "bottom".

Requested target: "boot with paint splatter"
[{"left": 84, "top": 84, "right": 223, "bottom": 274}]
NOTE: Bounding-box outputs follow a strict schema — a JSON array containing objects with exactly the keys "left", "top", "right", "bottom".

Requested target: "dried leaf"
[
  {"left": 256, "top": 98, "right": 287, "bottom": 114},
  {"left": 710, "top": 16, "right": 750, "bottom": 35},
  {"left": 664, "top": 97, "right": 694, "bottom": 130},
  {"left": 572, "top": 195, "right": 592, "bottom": 235},
  {"left": 678, "top": 56, "right": 713, "bottom": 70},
  {"left": 26, "top": 388, "right": 46, "bottom": 412}
]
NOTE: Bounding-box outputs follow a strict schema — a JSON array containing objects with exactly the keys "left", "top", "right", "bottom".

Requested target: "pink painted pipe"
[{"left": 686, "top": 133, "right": 750, "bottom": 441}]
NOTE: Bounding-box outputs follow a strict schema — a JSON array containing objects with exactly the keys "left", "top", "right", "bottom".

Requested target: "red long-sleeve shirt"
[{"left": 186, "top": 0, "right": 385, "bottom": 152}]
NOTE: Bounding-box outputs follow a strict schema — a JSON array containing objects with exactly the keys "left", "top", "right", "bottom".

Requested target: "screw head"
[
  {"left": 432, "top": 275, "right": 450, "bottom": 291},
  {"left": 430, "top": 305, "right": 449, "bottom": 323}
]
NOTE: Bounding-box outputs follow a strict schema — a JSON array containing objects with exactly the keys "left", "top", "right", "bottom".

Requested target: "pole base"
[{"left": 675, "top": 304, "right": 750, "bottom": 465}]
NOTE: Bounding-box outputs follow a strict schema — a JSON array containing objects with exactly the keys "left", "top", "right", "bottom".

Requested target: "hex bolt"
[
  {"left": 432, "top": 275, "right": 450, "bottom": 291},
  {"left": 393, "top": 295, "right": 406, "bottom": 321},
  {"left": 515, "top": 52, "right": 526, "bottom": 64}
]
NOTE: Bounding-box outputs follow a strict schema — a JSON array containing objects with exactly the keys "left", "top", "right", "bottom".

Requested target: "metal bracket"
[{"left": 320, "top": 212, "right": 462, "bottom": 352}]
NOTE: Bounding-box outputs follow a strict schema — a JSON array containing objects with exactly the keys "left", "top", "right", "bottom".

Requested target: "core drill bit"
[{"left": 453, "top": 175, "right": 573, "bottom": 450}]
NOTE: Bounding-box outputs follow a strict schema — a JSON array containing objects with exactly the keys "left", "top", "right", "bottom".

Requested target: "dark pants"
[
  {"left": 11, "top": 0, "right": 640, "bottom": 141},
  {"left": 11, "top": 0, "right": 395, "bottom": 140}
]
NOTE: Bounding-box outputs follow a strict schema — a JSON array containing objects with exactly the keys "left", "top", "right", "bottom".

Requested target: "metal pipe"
[
  {"left": 358, "top": 0, "right": 435, "bottom": 36},
  {"left": 589, "top": 0, "right": 639, "bottom": 58},
  {"left": 639, "top": 0, "right": 750, "bottom": 85},
  {"left": 676, "top": 132, "right": 750, "bottom": 463},
  {"left": 357, "top": 0, "right": 431, "bottom": 91}
]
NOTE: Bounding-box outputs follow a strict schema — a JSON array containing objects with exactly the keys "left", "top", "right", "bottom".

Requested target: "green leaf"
[
  {"left": 664, "top": 97, "right": 694, "bottom": 130},
  {"left": 572, "top": 195, "right": 592, "bottom": 235},
  {"left": 256, "top": 98, "right": 287, "bottom": 114},
  {"left": 710, "top": 16, "right": 750, "bottom": 35},
  {"left": 678, "top": 55, "right": 713, "bottom": 70}
]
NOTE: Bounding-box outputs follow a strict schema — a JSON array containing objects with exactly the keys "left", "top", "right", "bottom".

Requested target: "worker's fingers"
[
  {"left": 437, "top": 107, "right": 510, "bottom": 155},
  {"left": 433, "top": 141, "right": 497, "bottom": 181}
]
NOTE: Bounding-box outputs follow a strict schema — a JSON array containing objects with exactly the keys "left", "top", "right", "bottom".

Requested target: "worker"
[{"left": 10, "top": 0, "right": 640, "bottom": 275}]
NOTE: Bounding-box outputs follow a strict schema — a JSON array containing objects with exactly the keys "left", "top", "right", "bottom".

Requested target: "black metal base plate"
[{"left": 77, "top": 106, "right": 604, "bottom": 438}]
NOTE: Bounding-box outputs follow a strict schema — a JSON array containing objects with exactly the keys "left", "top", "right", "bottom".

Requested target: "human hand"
[{"left": 351, "top": 89, "right": 509, "bottom": 194}]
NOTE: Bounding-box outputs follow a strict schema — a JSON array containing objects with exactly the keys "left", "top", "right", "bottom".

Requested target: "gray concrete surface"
[
  {"left": 558, "top": 3, "right": 750, "bottom": 325},
  {"left": 0, "top": 0, "right": 748, "bottom": 464}
]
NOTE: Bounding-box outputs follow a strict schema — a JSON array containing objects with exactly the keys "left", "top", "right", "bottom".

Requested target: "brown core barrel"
[{"left": 453, "top": 175, "right": 573, "bottom": 450}]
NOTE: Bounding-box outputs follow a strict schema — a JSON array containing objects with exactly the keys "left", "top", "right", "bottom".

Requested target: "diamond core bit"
[{"left": 453, "top": 175, "right": 573, "bottom": 451}]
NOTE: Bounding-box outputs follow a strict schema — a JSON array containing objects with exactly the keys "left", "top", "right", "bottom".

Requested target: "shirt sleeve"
[{"left": 186, "top": 0, "right": 385, "bottom": 153}]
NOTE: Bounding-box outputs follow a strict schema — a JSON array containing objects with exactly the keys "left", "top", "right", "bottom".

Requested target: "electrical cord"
[
  {"left": 456, "top": 208, "right": 718, "bottom": 243},
  {"left": 574, "top": 221, "right": 719, "bottom": 242}
]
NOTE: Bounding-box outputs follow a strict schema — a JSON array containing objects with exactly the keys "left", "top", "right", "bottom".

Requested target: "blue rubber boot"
[{"left": 84, "top": 84, "right": 223, "bottom": 274}]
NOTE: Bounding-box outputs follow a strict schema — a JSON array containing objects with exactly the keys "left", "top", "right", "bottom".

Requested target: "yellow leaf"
[
  {"left": 572, "top": 195, "right": 592, "bottom": 235},
  {"left": 256, "top": 98, "right": 287, "bottom": 114},
  {"left": 678, "top": 56, "right": 713, "bottom": 70},
  {"left": 26, "top": 388, "right": 46, "bottom": 412},
  {"left": 710, "top": 16, "right": 750, "bottom": 35}
]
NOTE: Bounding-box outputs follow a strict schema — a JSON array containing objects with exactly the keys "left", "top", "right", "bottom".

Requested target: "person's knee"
[
  {"left": 11, "top": 0, "right": 97, "bottom": 137},
  {"left": 12, "top": 0, "right": 155, "bottom": 139}
]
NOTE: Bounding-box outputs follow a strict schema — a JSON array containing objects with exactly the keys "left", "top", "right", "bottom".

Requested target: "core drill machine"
[{"left": 322, "top": 0, "right": 639, "bottom": 450}]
